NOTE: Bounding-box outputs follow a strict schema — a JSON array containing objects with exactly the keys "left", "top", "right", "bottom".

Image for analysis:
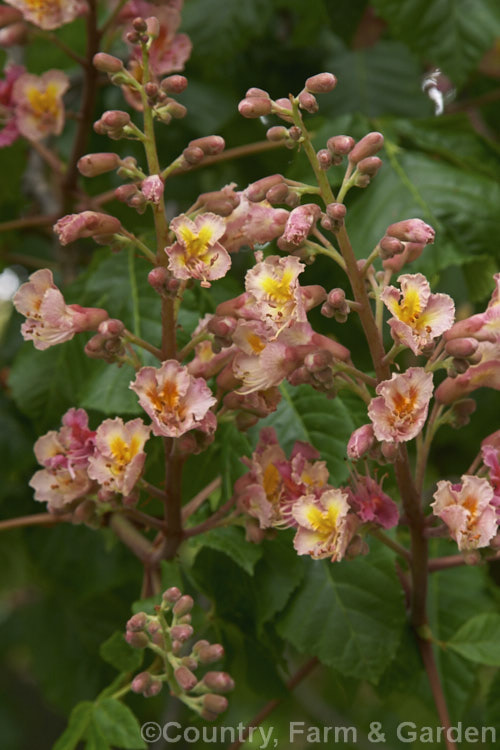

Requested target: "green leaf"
[
  {"left": 252, "top": 384, "right": 362, "bottom": 484},
  {"left": 52, "top": 701, "right": 93, "bottom": 750},
  {"left": 253, "top": 534, "right": 306, "bottom": 629},
  {"left": 447, "top": 613, "right": 500, "bottom": 665},
  {"left": 194, "top": 526, "right": 263, "bottom": 575},
  {"left": 372, "top": 0, "right": 500, "bottom": 86},
  {"left": 85, "top": 723, "right": 111, "bottom": 750},
  {"left": 99, "top": 631, "right": 143, "bottom": 673},
  {"left": 92, "top": 699, "right": 146, "bottom": 750},
  {"left": 78, "top": 362, "right": 141, "bottom": 416},
  {"left": 276, "top": 545, "right": 405, "bottom": 682}
]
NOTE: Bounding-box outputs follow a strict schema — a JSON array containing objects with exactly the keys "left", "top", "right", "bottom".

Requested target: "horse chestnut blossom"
[
  {"left": 130, "top": 360, "right": 217, "bottom": 438},
  {"left": 165, "top": 213, "right": 231, "bottom": 287},
  {"left": 54, "top": 211, "right": 123, "bottom": 245},
  {"left": 431, "top": 475, "right": 498, "bottom": 551},
  {"left": 29, "top": 409, "right": 96, "bottom": 511},
  {"left": 13, "top": 70, "right": 69, "bottom": 140},
  {"left": 292, "top": 489, "right": 358, "bottom": 562},
  {"left": 348, "top": 474, "right": 399, "bottom": 529},
  {"left": 244, "top": 254, "right": 307, "bottom": 334},
  {"left": 13, "top": 269, "right": 109, "bottom": 350},
  {"left": 4, "top": 0, "right": 86, "bottom": 29},
  {"left": 234, "top": 427, "right": 329, "bottom": 529},
  {"left": 221, "top": 192, "right": 288, "bottom": 252},
  {"left": 368, "top": 368, "right": 434, "bottom": 443},
  {"left": 381, "top": 273, "right": 455, "bottom": 354},
  {"left": 88, "top": 418, "right": 150, "bottom": 497}
]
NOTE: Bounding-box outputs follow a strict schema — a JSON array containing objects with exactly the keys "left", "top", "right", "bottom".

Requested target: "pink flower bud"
[
  {"left": 386, "top": 219, "right": 435, "bottom": 245},
  {"left": 101, "top": 110, "right": 131, "bottom": 128},
  {"left": 381, "top": 441, "right": 399, "bottom": 462},
  {"left": 170, "top": 625, "right": 194, "bottom": 642},
  {"left": 54, "top": 212, "right": 122, "bottom": 245},
  {"left": 175, "top": 666, "right": 198, "bottom": 691},
  {"left": 188, "top": 135, "right": 225, "bottom": 155},
  {"left": 93, "top": 53, "right": 123, "bottom": 74},
  {"left": 198, "top": 187, "right": 240, "bottom": 215},
  {"left": 288, "top": 125, "right": 302, "bottom": 140},
  {"left": 349, "top": 132, "right": 384, "bottom": 164},
  {"left": 246, "top": 87, "right": 270, "bottom": 98},
  {"left": 246, "top": 174, "right": 285, "bottom": 202},
  {"left": 202, "top": 694, "right": 229, "bottom": 714},
  {"left": 181, "top": 656, "right": 198, "bottom": 671},
  {"left": 0, "top": 7, "right": 22, "bottom": 27},
  {"left": 163, "top": 586, "right": 182, "bottom": 603},
  {"left": 238, "top": 97, "right": 273, "bottom": 118},
  {"left": 161, "top": 74, "right": 188, "bottom": 93},
  {"left": 305, "top": 72, "right": 337, "bottom": 93},
  {"left": 132, "top": 17, "right": 147, "bottom": 32},
  {"left": 347, "top": 424, "right": 375, "bottom": 459},
  {"left": 144, "top": 680, "right": 163, "bottom": 698},
  {"left": 196, "top": 643, "right": 225, "bottom": 664},
  {"left": 445, "top": 338, "right": 479, "bottom": 358},
  {"left": 202, "top": 671, "right": 235, "bottom": 693},
  {"left": 0, "top": 21, "right": 27, "bottom": 46},
  {"left": 114, "top": 184, "right": 138, "bottom": 202},
  {"left": 78, "top": 152, "right": 120, "bottom": 177},
  {"left": 131, "top": 672, "right": 152, "bottom": 694},
  {"left": 126, "top": 612, "right": 148, "bottom": 632},
  {"left": 141, "top": 174, "right": 164, "bottom": 204},
  {"left": 304, "top": 350, "right": 333, "bottom": 372},
  {"left": 448, "top": 398, "right": 476, "bottom": 428},
  {"left": 146, "top": 16, "right": 160, "bottom": 38},
  {"left": 182, "top": 146, "right": 205, "bottom": 164},
  {"left": 317, "top": 149, "right": 332, "bottom": 169},
  {"left": 298, "top": 91, "right": 318, "bottom": 113},
  {"left": 379, "top": 235, "right": 405, "bottom": 259},
  {"left": 327, "top": 288, "right": 346, "bottom": 307},
  {"left": 281, "top": 203, "right": 321, "bottom": 247},
  {"left": 266, "top": 125, "right": 289, "bottom": 142},
  {"left": 125, "top": 631, "right": 150, "bottom": 648},
  {"left": 173, "top": 594, "right": 194, "bottom": 616},
  {"left": 207, "top": 315, "right": 237, "bottom": 338},
  {"left": 266, "top": 183, "right": 289, "bottom": 204},
  {"left": 326, "top": 135, "right": 355, "bottom": 157},
  {"left": 357, "top": 156, "right": 382, "bottom": 176}
]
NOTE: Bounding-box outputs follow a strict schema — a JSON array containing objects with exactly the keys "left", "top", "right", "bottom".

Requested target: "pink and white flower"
[
  {"left": 382, "top": 273, "right": 455, "bottom": 354},
  {"left": 431, "top": 475, "right": 498, "bottom": 551},
  {"left": 165, "top": 213, "right": 231, "bottom": 288},
  {"left": 130, "top": 360, "right": 217, "bottom": 438},
  {"left": 292, "top": 489, "right": 358, "bottom": 562},
  {"left": 244, "top": 254, "right": 306, "bottom": 334},
  {"left": 221, "top": 192, "right": 288, "bottom": 253},
  {"left": 13, "top": 268, "right": 108, "bottom": 350},
  {"left": 4, "top": 0, "right": 86, "bottom": 30},
  {"left": 13, "top": 69, "right": 69, "bottom": 140},
  {"left": 88, "top": 418, "right": 150, "bottom": 497},
  {"left": 368, "top": 367, "right": 434, "bottom": 443}
]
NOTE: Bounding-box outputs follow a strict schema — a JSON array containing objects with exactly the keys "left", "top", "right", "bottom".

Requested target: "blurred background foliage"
[{"left": 1, "top": 0, "right": 500, "bottom": 748}]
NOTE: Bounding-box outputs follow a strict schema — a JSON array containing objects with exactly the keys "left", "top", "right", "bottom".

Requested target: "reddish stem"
[{"left": 0, "top": 513, "right": 69, "bottom": 532}]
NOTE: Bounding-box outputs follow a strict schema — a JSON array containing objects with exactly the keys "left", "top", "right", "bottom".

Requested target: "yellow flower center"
[
  {"left": 27, "top": 84, "right": 60, "bottom": 119},
  {"left": 26, "top": 0, "right": 60, "bottom": 11},
  {"left": 392, "top": 387, "right": 418, "bottom": 419},
  {"left": 247, "top": 332, "right": 266, "bottom": 354},
  {"left": 260, "top": 270, "right": 294, "bottom": 306},
  {"left": 109, "top": 435, "right": 140, "bottom": 469},
  {"left": 179, "top": 224, "right": 214, "bottom": 261},
  {"left": 397, "top": 287, "right": 421, "bottom": 325},
  {"left": 262, "top": 463, "right": 281, "bottom": 504},
  {"left": 306, "top": 503, "right": 340, "bottom": 537}
]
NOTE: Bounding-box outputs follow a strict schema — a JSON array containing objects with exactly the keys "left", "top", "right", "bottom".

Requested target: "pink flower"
[
  {"left": 244, "top": 254, "right": 306, "bottom": 334},
  {"left": 431, "top": 475, "right": 497, "bottom": 551},
  {"left": 54, "top": 211, "right": 122, "bottom": 245},
  {"left": 0, "top": 63, "right": 25, "bottom": 147},
  {"left": 130, "top": 360, "right": 217, "bottom": 438},
  {"left": 348, "top": 474, "right": 399, "bottom": 529},
  {"left": 4, "top": 0, "right": 86, "bottom": 29},
  {"left": 141, "top": 174, "right": 164, "bottom": 204},
  {"left": 368, "top": 367, "right": 434, "bottom": 443},
  {"left": 13, "top": 268, "right": 109, "bottom": 350},
  {"left": 381, "top": 273, "right": 455, "bottom": 354},
  {"left": 29, "top": 408, "right": 96, "bottom": 511},
  {"left": 346, "top": 424, "right": 375, "bottom": 460},
  {"left": 13, "top": 69, "right": 69, "bottom": 140},
  {"left": 444, "top": 273, "right": 500, "bottom": 344},
  {"left": 292, "top": 489, "right": 358, "bottom": 562},
  {"left": 280, "top": 204, "right": 321, "bottom": 248},
  {"left": 436, "top": 342, "right": 500, "bottom": 404},
  {"left": 221, "top": 193, "right": 288, "bottom": 253},
  {"left": 88, "top": 418, "right": 150, "bottom": 496},
  {"left": 166, "top": 213, "right": 231, "bottom": 288},
  {"left": 234, "top": 427, "right": 328, "bottom": 529}
]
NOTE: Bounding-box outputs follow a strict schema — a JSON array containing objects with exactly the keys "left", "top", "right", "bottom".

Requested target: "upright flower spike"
[
  {"left": 381, "top": 273, "right": 455, "bottom": 354},
  {"left": 431, "top": 475, "right": 498, "bottom": 551},
  {"left": 368, "top": 367, "right": 434, "bottom": 443},
  {"left": 165, "top": 213, "right": 231, "bottom": 288},
  {"left": 130, "top": 360, "right": 217, "bottom": 438},
  {"left": 13, "top": 268, "right": 108, "bottom": 350},
  {"left": 4, "top": 0, "right": 86, "bottom": 29},
  {"left": 245, "top": 254, "right": 306, "bottom": 335},
  {"left": 292, "top": 489, "right": 357, "bottom": 562},
  {"left": 13, "top": 70, "right": 69, "bottom": 140},
  {"left": 88, "top": 418, "right": 150, "bottom": 497}
]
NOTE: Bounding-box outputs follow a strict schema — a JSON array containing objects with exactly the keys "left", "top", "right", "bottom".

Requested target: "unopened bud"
[
  {"left": 281, "top": 203, "right": 321, "bottom": 247},
  {"left": 182, "top": 146, "right": 205, "bottom": 165},
  {"left": 163, "top": 586, "right": 182, "bottom": 603},
  {"left": 327, "top": 135, "right": 355, "bottom": 156},
  {"left": 125, "top": 631, "right": 150, "bottom": 648},
  {"left": 381, "top": 441, "right": 399, "bottom": 462},
  {"left": 347, "top": 424, "right": 375, "bottom": 460},
  {"left": 202, "top": 694, "right": 229, "bottom": 714},
  {"left": 266, "top": 125, "right": 289, "bottom": 142},
  {"left": 386, "top": 219, "right": 435, "bottom": 245},
  {"left": 238, "top": 97, "right": 272, "bottom": 118},
  {"left": 266, "top": 183, "right": 289, "bottom": 204},
  {"left": 379, "top": 235, "right": 405, "bottom": 259},
  {"left": 305, "top": 72, "right": 337, "bottom": 93},
  {"left": 132, "top": 17, "right": 147, "bottom": 32},
  {"left": 170, "top": 625, "right": 194, "bottom": 642},
  {"left": 126, "top": 612, "right": 148, "bottom": 632},
  {"left": 304, "top": 351, "right": 333, "bottom": 373},
  {"left": 173, "top": 594, "right": 194, "bottom": 616},
  {"left": 175, "top": 666, "right": 198, "bottom": 691},
  {"left": 445, "top": 338, "right": 479, "bottom": 358},
  {"left": 131, "top": 672, "right": 152, "bottom": 694},
  {"left": 102, "top": 110, "right": 131, "bottom": 128},
  {"left": 93, "top": 53, "right": 124, "bottom": 74},
  {"left": 202, "top": 671, "right": 235, "bottom": 693},
  {"left": 146, "top": 16, "right": 160, "bottom": 38},
  {"left": 349, "top": 132, "right": 384, "bottom": 164},
  {"left": 207, "top": 315, "right": 237, "bottom": 338},
  {"left": 196, "top": 643, "right": 225, "bottom": 664},
  {"left": 246, "top": 174, "right": 285, "bottom": 202},
  {"left": 188, "top": 136, "right": 225, "bottom": 155},
  {"left": 145, "top": 81, "right": 158, "bottom": 98},
  {"left": 298, "top": 91, "right": 318, "bottom": 113},
  {"left": 246, "top": 87, "right": 270, "bottom": 98},
  {"left": 448, "top": 398, "right": 476, "bottom": 428},
  {"left": 144, "top": 679, "right": 163, "bottom": 698},
  {"left": 114, "top": 184, "right": 138, "bottom": 203},
  {"left": 161, "top": 74, "right": 188, "bottom": 93},
  {"left": 357, "top": 156, "right": 382, "bottom": 176},
  {"left": 317, "top": 149, "right": 332, "bottom": 169},
  {"left": 78, "top": 152, "right": 120, "bottom": 177}
]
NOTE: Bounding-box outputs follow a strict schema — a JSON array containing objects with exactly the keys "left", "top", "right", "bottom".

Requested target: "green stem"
[
  {"left": 124, "top": 330, "right": 163, "bottom": 360},
  {"left": 370, "top": 528, "right": 410, "bottom": 562}
]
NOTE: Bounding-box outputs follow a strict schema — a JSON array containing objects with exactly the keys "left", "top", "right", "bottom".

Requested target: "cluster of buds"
[
  {"left": 238, "top": 72, "right": 336, "bottom": 123},
  {"left": 245, "top": 173, "right": 300, "bottom": 209},
  {"left": 126, "top": 588, "right": 234, "bottom": 720},
  {"left": 180, "top": 134, "right": 225, "bottom": 168},
  {"left": 85, "top": 318, "right": 127, "bottom": 363},
  {"left": 321, "top": 288, "right": 350, "bottom": 322},
  {"left": 149, "top": 75, "right": 188, "bottom": 124},
  {"left": 94, "top": 109, "right": 135, "bottom": 140},
  {"left": 376, "top": 218, "right": 436, "bottom": 273}
]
